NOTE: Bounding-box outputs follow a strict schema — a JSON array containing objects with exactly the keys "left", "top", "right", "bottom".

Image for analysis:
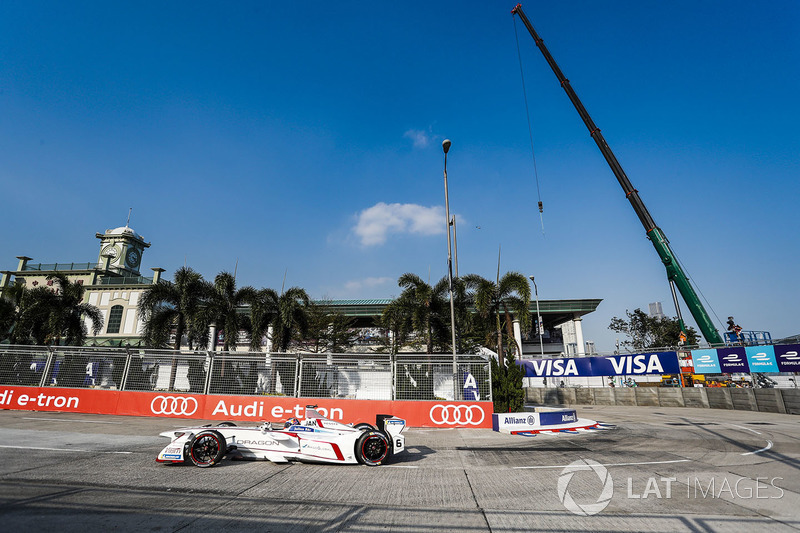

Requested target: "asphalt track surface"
[{"left": 0, "top": 405, "right": 799, "bottom": 532}]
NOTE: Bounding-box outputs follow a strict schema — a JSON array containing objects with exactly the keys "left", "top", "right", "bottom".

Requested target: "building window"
[{"left": 107, "top": 305, "right": 124, "bottom": 334}]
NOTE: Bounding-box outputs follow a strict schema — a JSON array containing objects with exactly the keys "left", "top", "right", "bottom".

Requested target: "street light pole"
[
  {"left": 443, "top": 139, "right": 458, "bottom": 400},
  {"left": 529, "top": 276, "right": 544, "bottom": 357}
]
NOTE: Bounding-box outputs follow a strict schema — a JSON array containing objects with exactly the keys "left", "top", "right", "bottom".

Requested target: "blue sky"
[{"left": 1, "top": 1, "right": 798, "bottom": 352}]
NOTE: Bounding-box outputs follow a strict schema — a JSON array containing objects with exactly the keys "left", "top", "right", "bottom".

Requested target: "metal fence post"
[
  {"left": 119, "top": 347, "right": 133, "bottom": 391},
  {"left": 295, "top": 353, "right": 303, "bottom": 398},
  {"left": 203, "top": 351, "right": 214, "bottom": 395},
  {"left": 39, "top": 346, "right": 56, "bottom": 387}
]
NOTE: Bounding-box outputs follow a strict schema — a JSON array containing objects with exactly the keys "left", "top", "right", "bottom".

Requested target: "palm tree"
[
  {"left": 272, "top": 287, "right": 310, "bottom": 352},
  {"left": 138, "top": 267, "right": 209, "bottom": 350},
  {"left": 0, "top": 297, "right": 14, "bottom": 342},
  {"left": 13, "top": 274, "right": 103, "bottom": 346},
  {"left": 394, "top": 273, "right": 451, "bottom": 354},
  {"left": 204, "top": 272, "right": 256, "bottom": 352},
  {"left": 46, "top": 273, "right": 104, "bottom": 346},
  {"left": 463, "top": 271, "right": 531, "bottom": 358},
  {"left": 247, "top": 288, "right": 280, "bottom": 351},
  {"left": 380, "top": 297, "right": 412, "bottom": 355},
  {"left": 268, "top": 286, "right": 309, "bottom": 395},
  {"left": 13, "top": 286, "right": 56, "bottom": 345},
  {"left": 0, "top": 282, "right": 26, "bottom": 343}
]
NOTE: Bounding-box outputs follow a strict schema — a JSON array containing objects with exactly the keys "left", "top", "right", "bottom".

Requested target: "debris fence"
[{"left": 0, "top": 345, "right": 492, "bottom": 402}]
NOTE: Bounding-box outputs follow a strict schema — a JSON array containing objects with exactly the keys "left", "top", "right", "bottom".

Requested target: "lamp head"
[{"left": 442, "top": 139, "right": 451, "bottom": 154}]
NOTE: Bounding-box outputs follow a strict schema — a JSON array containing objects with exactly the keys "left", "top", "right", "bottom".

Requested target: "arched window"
[{"left": 107, "top": 305, "right": 124, "bottom": 334}]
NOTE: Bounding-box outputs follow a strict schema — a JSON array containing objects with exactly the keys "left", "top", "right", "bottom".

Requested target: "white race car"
[{"left": 156, "top": 405, "right": 406, "bottom": 467}]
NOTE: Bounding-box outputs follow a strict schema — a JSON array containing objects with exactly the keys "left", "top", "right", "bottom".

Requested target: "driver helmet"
[{"left": 284, "top": 417, "right": 300, "bottom": 429}]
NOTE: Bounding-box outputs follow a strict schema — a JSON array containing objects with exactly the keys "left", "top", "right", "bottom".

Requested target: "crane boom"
[{"left": 511, "top": 4, "right": 723, "bottom": 345}]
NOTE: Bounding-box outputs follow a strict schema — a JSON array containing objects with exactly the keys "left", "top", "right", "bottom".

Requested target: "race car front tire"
[
  {"left": 188, "top": 430, "right": 226, "bottom": 468},
  {"left": 355, "top": 431, "right": 389, "bottom": 466}
]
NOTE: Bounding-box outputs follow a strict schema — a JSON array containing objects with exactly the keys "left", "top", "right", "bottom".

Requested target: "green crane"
[{"left": 512, "top": 4, "right": 723, "bottom": 345}]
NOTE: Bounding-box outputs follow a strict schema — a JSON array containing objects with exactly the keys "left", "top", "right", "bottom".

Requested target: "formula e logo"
[
  {"left": 723, "top": 354, "right": 742, "bottom": 363},
  {"left": 151, "top": 395, "right": 198, "bottom": 416},
  {"left": 429, "top": 404, "right": 485, "bottom": 426},
  {"left": 781, "top": 351, "right": 799, "bottom": 360},
  {"left": 697, "top": 355, "right": 713, "bottom": 363}
]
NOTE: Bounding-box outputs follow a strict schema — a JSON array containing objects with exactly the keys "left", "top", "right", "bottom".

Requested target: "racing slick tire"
[
  {"left": 188, "top": 430, "right": 226, "bottom": 468},
  {"left": 353, "top": 423, "right": 376, "bottom": 431},
  {"left": 354, "top": 431, "right": 390, "bottom": 466},
  {"left": 216, "top": 422, "right": 237, "bottom": 427}
]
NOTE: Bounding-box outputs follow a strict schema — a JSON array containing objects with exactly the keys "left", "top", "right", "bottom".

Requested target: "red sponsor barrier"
[{"left": 0, "top": 385, "right": 493, "bottom": 428}]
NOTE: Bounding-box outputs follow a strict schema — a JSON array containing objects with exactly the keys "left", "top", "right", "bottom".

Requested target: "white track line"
[
  {"left": 729, "top": 424, "right": 773, "bottom": 455},
  {"left": 513, "top": 459, "right": 690, "bottom": 470},
  {"left": 22, "top": 417, "right": 124, "bottom": 425},
  {"left": 729, "top": 424, "right": 762, "bottom": 435},
  {"left": 0, "top": 445, "right": 132, "bottom": 454},
  {"left": 741, "top": 440, "right": 773, "bottom": 456}
]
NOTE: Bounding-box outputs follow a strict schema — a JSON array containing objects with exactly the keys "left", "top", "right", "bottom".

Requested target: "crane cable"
[
  {"left": 672, "top": 249, "right": 727, "bottom": 333},
  {"left": 513, "top": 14, "right": 545, "bottom": 236}
]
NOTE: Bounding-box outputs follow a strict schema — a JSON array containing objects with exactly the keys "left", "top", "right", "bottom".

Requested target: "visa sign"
[{"left": 519, "top": 352, "right": 680, "bottom": 377}]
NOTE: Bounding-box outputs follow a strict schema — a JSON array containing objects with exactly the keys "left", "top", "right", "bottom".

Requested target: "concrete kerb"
[
  {"left": 681, "top": 387, "right": 710, "bottom": 408},
  {"left": 593, "top": 388, "right": 615, "bottom": 405},
  {"left": 730, "top": 388, "right": 758, "bottom": 411},
  {"left": 782, "top": 389, "right": 800, "bottom": 414},
  {"left": 657, "top": 387, "right": 685, "bottom": 407},
  {"left": 634, "top": 387, "right": 658, "bottom": 406},
  {"left": 524, "top": 386, "right": 798, "bottom": 415},
  {"left": 614, "top": 388, "right": 636, "bottom": 406},
  {"left": 754, "top": 388, "right": 786, "bottom": 414}
]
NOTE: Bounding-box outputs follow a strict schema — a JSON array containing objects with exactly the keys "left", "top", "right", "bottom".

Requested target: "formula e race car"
[{"left": 156, "top": 406, "right": 406, "bottom": 467}]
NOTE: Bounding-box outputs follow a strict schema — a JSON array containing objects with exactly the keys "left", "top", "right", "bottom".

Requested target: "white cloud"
[
  {"left": 344, "top": 276, "right": 392, "bottom": 292},
  {"left": 353, "top": 202, "right": 444, "bottom": 246},
  {"left": 403, "top": 129, "right": 430, "bottom": 148}
]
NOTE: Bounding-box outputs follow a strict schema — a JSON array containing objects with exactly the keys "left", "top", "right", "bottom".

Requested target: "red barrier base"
[{"left": 0, "top": 386, "right": 493, "bottom": 428}]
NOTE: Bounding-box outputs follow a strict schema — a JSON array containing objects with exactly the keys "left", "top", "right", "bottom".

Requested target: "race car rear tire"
[
  {"left": 353, "top": 423, "right": 375, "bottom": 431},
  {"left": 355, "top": 431, "right": 389, "bottom": 466},
  {"left": 188, "top": 430, "right": 226, "bottom": 468},
  {"left": 216, "top": 422, "right": 237, "bottom": 427}
]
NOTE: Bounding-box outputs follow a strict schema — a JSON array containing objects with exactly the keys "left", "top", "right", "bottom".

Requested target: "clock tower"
[{"left": 96, "top": 224, "right": 151, "bottom": 276}]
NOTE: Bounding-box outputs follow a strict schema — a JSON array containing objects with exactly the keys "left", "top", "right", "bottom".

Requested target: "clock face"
[
  {"left": 125, "top": 247, "right": 141, "bottom": 268},
  {"left": 102, "top": 245, "right": 119, "bottom": 259}
]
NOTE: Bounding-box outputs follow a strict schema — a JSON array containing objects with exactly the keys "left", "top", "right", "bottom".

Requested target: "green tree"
[
  {"left": 0, "top": 282, "right": 27, "bottom": 343},
  {"left": 271, "top": 287, "right": 311, "bottom": 352},
  {"left": 247, "top": 288, "right": 279, "bottom": 351},
  {"left": 14, "top": 274, "right": 102, "bottom": 346},
  {"left": 380, "top": 297, "right": 412, "bottom": 355},
  {"left": 138, "top": 267, "right": 209, "bottom": 350},
  {"left": 463, "top": 272, "right": 531, "bottom": 359},
  {"left": 204, "top": 272, "right": 256, "bottom": 352},
  {"left": 268, "top": 286, "right": 310, "bottom": 396},
  {"left": 298, "top": 300, "right": 355, "bottom": 353},
  {"left": 609, "top": 308, "right": 699, "bottom": 350},
  {"left": 46, "top": 274, "right": 103, "bottom": 346},
  {"left": 394, "top": 273, "right": 451, "bottom": 354},
  {"left": 491, "top": 350, "right": 525, "bottom": 413}
]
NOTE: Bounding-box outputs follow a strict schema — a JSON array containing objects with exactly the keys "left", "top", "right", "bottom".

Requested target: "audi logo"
[
  {"left": 151, "top": 395, "right": 199, "bottom": 416},
  {"left": 429, "top": 404, "right": 485, "bottom": 426}
]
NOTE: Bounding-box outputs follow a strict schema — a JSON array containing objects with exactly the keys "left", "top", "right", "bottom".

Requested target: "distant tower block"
[{"left": 648, "top": 302, "right": 665, "bottom": 320}]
